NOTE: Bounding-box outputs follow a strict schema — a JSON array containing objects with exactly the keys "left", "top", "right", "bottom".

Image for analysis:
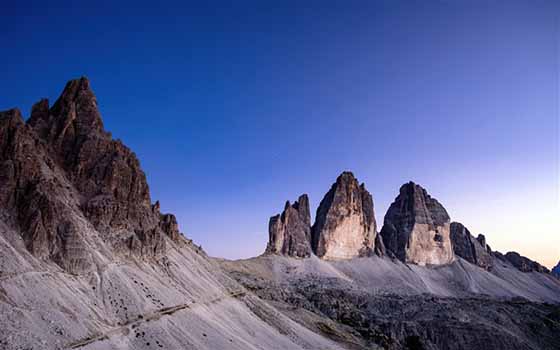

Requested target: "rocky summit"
[
  {"left": 0, "top": 77, "right": 180, "bottom": 275},
  {"left": 380, "top": 182, "right": 454, "bottom": 265},
  {"left": 312, "top": 172, "right": 377, "bottom": 260},
  {"left": 265, "top": 194, "right": 312, "bottom": 257},
  {"left": 1, "top": 78, "right": 559, "bottom": 350}
]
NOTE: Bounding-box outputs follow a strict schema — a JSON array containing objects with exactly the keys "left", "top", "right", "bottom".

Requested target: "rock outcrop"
[
  {"left": 311, "top": 172, "right": 376, "bottom": 260},
  {"left": 0, "top": 77, "right": 183, "bottom": 273},
  {"left": 450, "top": 222, "right": 493, "bottom": 270},
  {"left": 502, "top": 252, "right": 549, "bottom": 273},
  {"left": 380, "top": 182, "right": 454, "bottom": 265},
  {"left": 553, "top": 261, "right": 560, "bottom": 278},
  {"left": 265, "top": 195, "right": 312, "bottom": 258}
]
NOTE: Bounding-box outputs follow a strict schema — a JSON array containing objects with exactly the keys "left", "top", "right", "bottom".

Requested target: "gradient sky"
[{"left": 1, "top": 1, "right": 558, "bottom": 267}]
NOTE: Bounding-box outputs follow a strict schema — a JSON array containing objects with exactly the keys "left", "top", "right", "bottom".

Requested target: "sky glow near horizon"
[{"left": 1, "top": 1, "right": 558, "bottom": 267}]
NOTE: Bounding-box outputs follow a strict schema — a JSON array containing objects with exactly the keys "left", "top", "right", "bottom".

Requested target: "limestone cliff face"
[
  {"left": 312, "top": 172, "right": 376, "bottom": 260},
  {"left": 380, "top": 182, "right": 454, "bottom": 265},
  {"left": 0, "top": 77, "right": 183, "bottom": 273},
  {"left": 450, "top": 222, "right": 493, "bottom": 270},
  {"left": 265, "top": 194, "right": 312, "bottom": 258}
]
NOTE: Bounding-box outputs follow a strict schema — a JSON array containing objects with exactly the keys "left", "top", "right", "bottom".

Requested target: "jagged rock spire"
[
  {"left": 450, "top": 222, "right": 493, "bottom": 270},
  {"left": 28, "top": 77, "right": 105, "bottom": 146},
  {"left": 380, "top": 182, "right": 454, "bottom": 265},
  {"left": 312, "top": 172, "right": 377, "bottom": 260},
  {"left": 266, "top": 194, "right": 312, "bottom": 258}
]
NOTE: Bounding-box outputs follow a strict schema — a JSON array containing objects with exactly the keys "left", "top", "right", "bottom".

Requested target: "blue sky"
[{"left": 1, "top": 1, "right": 558, "bottom": 267}]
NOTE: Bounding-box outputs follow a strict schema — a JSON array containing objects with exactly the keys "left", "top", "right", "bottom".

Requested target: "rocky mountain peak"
[
  {"left": 0, "top": 78, "right": 184, "bottom": 273},
  {"left": 266, "top": 194, "right": 312, "bottom": 257},
  {"left": 380, "top": 182, "right": 454, "bottom": 265},
  {"left": 28, "top": 77, "right": 105, "bottom": 144},
  {"left": 311, "top": 171, "right": 377, "bottom": 260}
]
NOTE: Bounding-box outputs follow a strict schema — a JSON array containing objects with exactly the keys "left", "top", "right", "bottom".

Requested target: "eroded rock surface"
[
  {"left": 0, "top": 77, "right": 183, "bottom": 273},
  {"left": 266, "top": 194, "right": 312, "bottom": 257},
  {"left": 380, "top": 182, "right": 454, "bottom": 265},
  {"left": 450, "top": 222, "right": 493, "bottom": 270},
  {"left": 312, "top": 172, "right": 376, "bottom": 260}
]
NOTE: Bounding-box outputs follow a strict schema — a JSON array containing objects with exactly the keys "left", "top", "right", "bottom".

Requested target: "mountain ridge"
[{"left": 1, "top": 77, "right": 558, "bottom": 350}]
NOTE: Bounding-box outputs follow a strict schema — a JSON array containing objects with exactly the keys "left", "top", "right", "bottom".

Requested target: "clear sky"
[{"left": 1, "top": 1, "right": 558, "bottom": 268}]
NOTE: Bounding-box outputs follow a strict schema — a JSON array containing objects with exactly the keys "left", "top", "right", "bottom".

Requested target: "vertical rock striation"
[
  {"left": 266, "top": 194, "right": 312, "bottom": 258},
  {"left": 312, "top": 172, "right": 376, "bottom": 260},
  {"left": 450, "top": 222, "right": 493, "bottom": 270},
  {"left": 380, "top": 182, "right": 454, "bottom": 265}
]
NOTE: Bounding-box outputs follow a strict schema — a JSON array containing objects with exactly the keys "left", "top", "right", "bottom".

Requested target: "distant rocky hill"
[{"left": 1, "top": 78, "right": 558, "bottom": 350}]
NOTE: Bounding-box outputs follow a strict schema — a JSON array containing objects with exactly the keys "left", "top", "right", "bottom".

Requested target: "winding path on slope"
[{"left": 65, "top": 290, "right": 247, "bottom": 349}]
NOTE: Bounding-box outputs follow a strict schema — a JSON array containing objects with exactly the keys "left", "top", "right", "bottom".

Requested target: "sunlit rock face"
[
  {"left": 450, "top": 222, "right": 493, "bottom": 270},
  {"left": 265, "top": 194, "right": 312, "bottom": 258},
  {"left": 380, "top": 182, "right": 454, "bottom": 266},
  {"left": 312, "top": 172, "right": 376, "bottom": 260}
]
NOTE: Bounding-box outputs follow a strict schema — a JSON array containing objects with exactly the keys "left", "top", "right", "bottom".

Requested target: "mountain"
[
  {"left": 222, "top": 174, "right": 560, "bottom": 349},
  {"left": 380, "top": 182, "right": 454, "bottom": 265},
  {"left": 312, "top": 172, "right": 378, "bottom": 259},
  {"left": 1, "top": 78, "right": 559, "bottom": 350},
  {"left": 0, "top": 78, "right": 346, "bottom": 350},
  {"left": 265, "top": 194, "right": 312, "bottom": 257}
]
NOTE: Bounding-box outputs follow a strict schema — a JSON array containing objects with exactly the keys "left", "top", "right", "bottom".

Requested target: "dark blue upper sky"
[{"left": 1, "top": 1, "right": 558, "bottom": 266}]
